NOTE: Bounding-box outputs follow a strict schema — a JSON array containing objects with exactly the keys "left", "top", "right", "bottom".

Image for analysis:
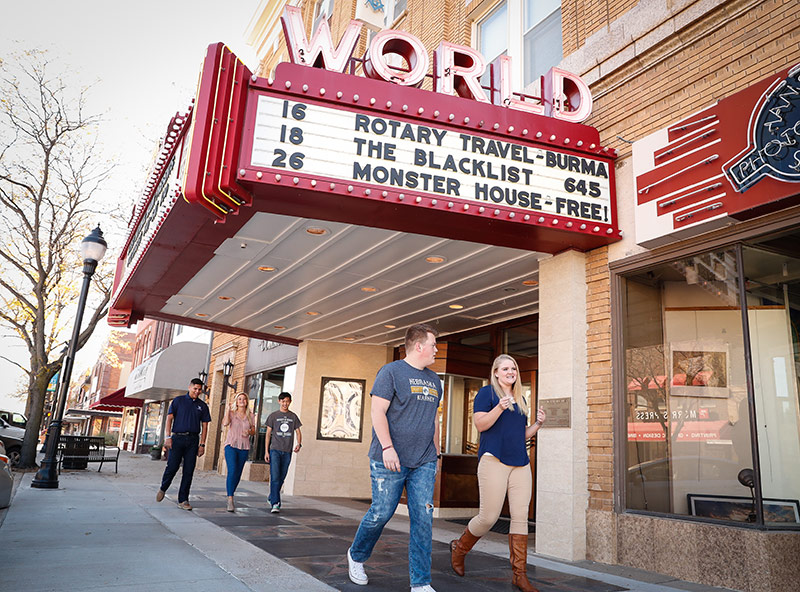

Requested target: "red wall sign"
[{"left": 634, "top": 63, "right": 800, "bottom": 247}]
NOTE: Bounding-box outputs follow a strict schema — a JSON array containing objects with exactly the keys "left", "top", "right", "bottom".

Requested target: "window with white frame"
[
  {"left": 385, "top": 0, "right": 407, "bottom": 25},
  {"left": 476, "top": 0, "right": 562, "bottom": 89},
  {"left": 313, "top": 0, "right": 334, "bottom": 31}
]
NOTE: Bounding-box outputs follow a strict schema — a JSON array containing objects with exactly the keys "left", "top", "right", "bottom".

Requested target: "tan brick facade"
[{"left": 586, "top": 246, "right": 613, "bottom": 512}]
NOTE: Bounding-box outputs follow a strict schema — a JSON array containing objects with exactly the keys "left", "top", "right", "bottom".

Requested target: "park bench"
[{"left": 57, "top": 435, "right": 120, "bottom": 473}]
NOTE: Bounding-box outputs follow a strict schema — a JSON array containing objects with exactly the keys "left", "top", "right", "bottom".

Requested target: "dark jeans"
[
  {"left": 224, "top": 445, "right": 249, "bottom": 496},
  {"left": 160, "top": 433, "right": 198, "bottom": 503},
  {"left": 269, "top": 449, "right": 292, "bottom": 506}
]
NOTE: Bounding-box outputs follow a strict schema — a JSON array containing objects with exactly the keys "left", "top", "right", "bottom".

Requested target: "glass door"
[{"left": 742, "top": 240, "right": 800, "bottom": 526}]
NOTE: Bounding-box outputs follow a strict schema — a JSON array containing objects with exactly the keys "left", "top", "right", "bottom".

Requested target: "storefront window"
[
  {"left": 621, "top": 240, "right": 800, "bottom": 527},
  {"left": 141, "top": 401, "right": 165, "bottom": 446}
]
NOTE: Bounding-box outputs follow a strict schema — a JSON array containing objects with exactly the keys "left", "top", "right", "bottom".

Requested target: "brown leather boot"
[
  {"left": 450, "top": 527, "right": 481, "bottom": 576},
  {"left": 508, "top": 534, "right": 539, "bottom": 592}
]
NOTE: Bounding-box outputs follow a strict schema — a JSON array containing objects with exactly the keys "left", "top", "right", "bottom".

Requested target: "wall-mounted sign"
[
  {"left": 634, "top": 63, "right": 800, "bottom": 248},
  {"left": 538, "top": 397, "right": 570, "bottom": 428}
]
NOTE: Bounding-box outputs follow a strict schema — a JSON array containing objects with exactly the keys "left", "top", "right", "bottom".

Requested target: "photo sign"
[
  {"left": 250, "top": 95, "right": 613, "bottom": 226},
  {"left": 634, "top": 62, "right": 800, "bottom": 248}
]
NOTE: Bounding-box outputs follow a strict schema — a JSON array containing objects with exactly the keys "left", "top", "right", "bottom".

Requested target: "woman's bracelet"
[{"left": 382, "top": 444, "right": 394, "bottom": 451}]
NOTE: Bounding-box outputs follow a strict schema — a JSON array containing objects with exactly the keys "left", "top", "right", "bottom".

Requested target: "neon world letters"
[{"left": 280, "top": 6, "right": 592, "bottom": 124}]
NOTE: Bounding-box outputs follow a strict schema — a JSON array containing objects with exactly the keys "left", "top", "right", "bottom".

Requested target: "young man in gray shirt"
[
  {"left": 347, "top": 324, "right": 442, "bottom": 592},
  {"left": 265, "top": 392, "right": 302, "bottom": 513}
]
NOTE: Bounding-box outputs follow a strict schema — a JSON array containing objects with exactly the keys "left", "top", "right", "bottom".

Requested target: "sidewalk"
[{"left": 0, "top": 452, "right": 737, "bottom": 592}]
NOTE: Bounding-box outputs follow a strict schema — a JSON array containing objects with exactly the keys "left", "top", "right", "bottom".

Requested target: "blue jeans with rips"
[
  {"left": 224, "top": 445, "right": 249, "bottom": 496},
  {"left": 350, "top": 459, "right": 437, "bottom": 587},
  {"left": 269, "top": 449, "right": 292, "bottom": 506}
]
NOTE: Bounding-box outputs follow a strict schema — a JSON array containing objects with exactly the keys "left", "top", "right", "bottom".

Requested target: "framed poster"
[
  {"left": 688, "top": 494, "right": 800, "bottom": 523},
  {"left": 317, "top": 377, "right": 366, "bottom": 442},
  {"left": 670, "top": 342, "right": 729, "bottom": 398}
]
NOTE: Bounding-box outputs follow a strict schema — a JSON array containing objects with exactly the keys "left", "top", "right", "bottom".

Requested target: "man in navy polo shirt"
[{"left": 156, "top": 378, "right": 212, "bottom": 510}]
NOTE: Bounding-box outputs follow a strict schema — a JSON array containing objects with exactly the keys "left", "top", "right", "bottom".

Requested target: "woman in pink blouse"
[{"left": 222, "top": 391, "right": 256, "bottom": 512}]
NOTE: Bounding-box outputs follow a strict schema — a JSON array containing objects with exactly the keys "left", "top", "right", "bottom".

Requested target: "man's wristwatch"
[{"left": 199, "top": 443, "right": 206, "bottom": 447}]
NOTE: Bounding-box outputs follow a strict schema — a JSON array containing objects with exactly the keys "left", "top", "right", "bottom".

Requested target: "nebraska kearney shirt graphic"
[{"left": 409, "top": 377, "right": 439, "bottom": 403}]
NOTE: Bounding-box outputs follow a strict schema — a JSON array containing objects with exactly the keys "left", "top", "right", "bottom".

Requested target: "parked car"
[
  {"left": 0, "top": 441, "right": 14, "bottom": 508},
  {"left": 0, "top": 418, "right": 24, "bottom": 467},
  {"left": 0, "top": 410, "right": 27, "bottom": 428}
]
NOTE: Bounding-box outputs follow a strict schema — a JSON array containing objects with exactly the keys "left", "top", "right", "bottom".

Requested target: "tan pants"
[{"left": 467, "top": 454, "right": 532, "bottom": 536}]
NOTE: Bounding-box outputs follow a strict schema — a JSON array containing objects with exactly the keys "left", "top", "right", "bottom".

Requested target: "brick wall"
[
  {"left": 586, "top": 246, "right": 613, "bottom": 511},
  {"left": 563, "top": 0, "right": 639, "bottom": 54},
  {"left": 588, "top": 0, "right": 800, "bottom": 156}
]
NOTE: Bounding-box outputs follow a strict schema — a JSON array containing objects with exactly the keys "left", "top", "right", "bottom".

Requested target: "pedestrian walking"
[
  {"left": 155, "top": 378, "right": 212, "bottom": 510},
  {"left": 449, "top": 354, "right": 546, "bottom": 591},
  {"left": 222, "top": 391, "right": 256, "bottom": 512},
  {"left": 264, "top": 392, "right": 302, "bottom": 513},
  {"left": 346, "top": 323, "right": 442, "bottom": 592}
]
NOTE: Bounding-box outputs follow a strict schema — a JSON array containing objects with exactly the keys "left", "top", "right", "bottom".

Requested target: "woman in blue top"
[{"left": 450, "top": 354, "right": 546, "bottom": 592}]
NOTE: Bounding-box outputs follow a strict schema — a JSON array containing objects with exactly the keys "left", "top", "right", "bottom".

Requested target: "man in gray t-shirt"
[
  {"left": 347, "top": 324, "right": 442, "bottom": 592},
  {"left": 265, "top": 392, "right": 302, "bottom": 513}
]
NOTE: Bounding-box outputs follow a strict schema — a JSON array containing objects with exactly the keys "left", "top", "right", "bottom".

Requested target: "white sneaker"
[
  {"left": 411, "top": 586, "right": 437, "bottom": 592},
  {"left": 347, "top": 547, "right": 368, "bottom": 585}
]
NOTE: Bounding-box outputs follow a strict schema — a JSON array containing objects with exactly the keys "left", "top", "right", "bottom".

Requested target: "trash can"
[{"left": 62, "top": 436, "right": 90, "bottom": 469}]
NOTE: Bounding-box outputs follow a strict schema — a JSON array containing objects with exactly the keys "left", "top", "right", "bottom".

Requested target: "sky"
[{"left": 0, "top": 0, "right": 263, "bottom": 411}]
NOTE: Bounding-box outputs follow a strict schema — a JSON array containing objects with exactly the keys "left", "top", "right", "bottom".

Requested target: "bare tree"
[{"left": 0, "top": 51, "right": 114, "bottom": 467}]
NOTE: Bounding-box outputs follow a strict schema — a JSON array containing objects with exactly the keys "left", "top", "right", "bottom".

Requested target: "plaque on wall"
[{"left": 539, "top": 397, "right": 570, "bottom": 428}]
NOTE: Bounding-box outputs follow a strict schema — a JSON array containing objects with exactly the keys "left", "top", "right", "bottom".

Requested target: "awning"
[
  {"left": 126, "top": 341, "right": 209, "bottom": 402},
  {"left": 65, "top": 408, "right": 122, "bottom": 418},
  {"left": 89, "top": 387, "right": 144, "bottom": 411}
]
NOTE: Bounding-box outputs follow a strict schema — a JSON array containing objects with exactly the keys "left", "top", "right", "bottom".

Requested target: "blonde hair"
[
  {"left": 232, "top": 392, "right": 252, "bottom": 417},
  {"left": 489, "top": 354, "right": 528, "bottom": 415}
]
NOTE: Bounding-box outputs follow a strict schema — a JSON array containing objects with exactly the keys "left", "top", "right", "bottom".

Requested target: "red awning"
[{"left": 89, "top": 387, "right": 143, "bottom": 411}]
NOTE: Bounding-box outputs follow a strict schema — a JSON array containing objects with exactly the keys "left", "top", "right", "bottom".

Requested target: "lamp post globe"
[{"left": 32, "top": 226, "right": 108, "bottom": 489}]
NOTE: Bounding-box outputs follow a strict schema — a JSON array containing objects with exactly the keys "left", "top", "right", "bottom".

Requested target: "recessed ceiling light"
[
  {"left": 384, "top": 324, "right": 396, "bottom": 329},
  {"left": 195, "top": 313, "right": 209, "bottom": 317},
  {"left": 449, "top": 304, "right": 464, "bottom": 309},
  {"left": 343, "top": 336, "right": 356, "bottom": 341},
  {"left": 273, "top": 325, "right": 286, "bottom": 330},
  {"left": 425, "top": 255, "right": 446, "bottom": 264},
  {"left": 522, "top": 279, "right": 538, "bottom": 286},
  {"left": 258, "top": 266, "right": 277, "bottom": 272},
  {"left": 305, "top": 226, "right": 329, "bottom": 235},
  {"left": 361, "top": 286, "right": 378, "bottom": 293},
  {"left": 306, "top": 311, "right": 321, "bottom": 316},
  {"left": 218, "top": 295, "right": 233, "bottom": 300}
]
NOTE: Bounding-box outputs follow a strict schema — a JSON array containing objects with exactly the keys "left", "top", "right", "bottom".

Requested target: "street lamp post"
[{"left": 32, "top": 226, "right": 108, "bottom": 489}]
